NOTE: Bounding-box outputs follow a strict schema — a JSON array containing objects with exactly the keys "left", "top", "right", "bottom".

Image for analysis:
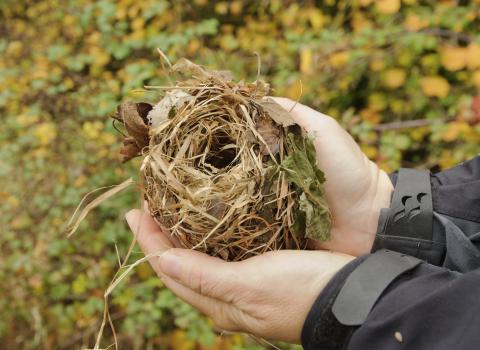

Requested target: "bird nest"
[{"left": 114, "top": 58, "right": 331, "bottom": 261}]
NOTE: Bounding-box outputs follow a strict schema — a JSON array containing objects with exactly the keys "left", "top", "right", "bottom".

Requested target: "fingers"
[
  {"left": 126, "top": 209, "right": 174, "bottom": 252},
  {"left": 161, "top": 275, "right": 238, "bottom": 332},
  {"left": 159, "top": 248, "right": 240, "bottom": 302},
  {"left": 126, "top": 209, "right": 177, "bottom": 274}
]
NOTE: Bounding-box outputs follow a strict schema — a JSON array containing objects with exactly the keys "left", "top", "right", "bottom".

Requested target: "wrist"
[{"left": 365, "top": 167, "right": 394, "bottom": 252}]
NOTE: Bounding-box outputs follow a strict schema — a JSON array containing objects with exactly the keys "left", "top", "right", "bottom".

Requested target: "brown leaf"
[
  {"left": 119, "top": 137, "right": 141, "bottom": 163},
  {"left": 258, "top": 97, "right": 296, "bottom": 127},
  {"left": 256, "top": 116, "right": 282, "bottom": 155},
  {"left": 117, "top": 102, "right": 150, "bottom": 149}
]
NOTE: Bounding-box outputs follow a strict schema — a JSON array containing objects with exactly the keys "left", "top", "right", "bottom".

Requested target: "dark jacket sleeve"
[
  {"left": 302, "top": 156, "right": 480, "bottom": 349},
  {"left": 302, "top": 254, "right": 480, "bottom": 350},
  {"left": 373, "top": 156, "right": 480, "bottom": 272}
]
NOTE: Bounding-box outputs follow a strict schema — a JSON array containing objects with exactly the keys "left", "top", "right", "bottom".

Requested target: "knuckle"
[
  {"left": 210, "top": 305, "right": 238, "bottom": 332},
  {"left": 188, "top": 267, "right": 215, "bottom": 297}
]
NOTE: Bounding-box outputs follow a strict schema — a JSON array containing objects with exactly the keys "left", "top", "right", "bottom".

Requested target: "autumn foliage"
[{"left": 1, "top": 0, "right": 479, "bottom": 349}]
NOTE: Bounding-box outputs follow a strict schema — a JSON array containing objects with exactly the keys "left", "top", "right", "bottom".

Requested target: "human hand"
[
  {"left": 273, "top": 98, "right": 393, "bottom": 256},
  {"left": 126, "top": 209, "right": 354, "bottom": 343}
]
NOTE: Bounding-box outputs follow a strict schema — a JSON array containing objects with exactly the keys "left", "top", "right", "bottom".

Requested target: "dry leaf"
[
  {"left": 256, "top": 116, "right": 282, "bottom": 155},
  {"left": 117, "top": 102, "right": 150, "bottom": 149},
  {"left": 258, "top": 97, "right": 296, "bottom": 127},
  {"left": 148, "top": 90, "right": 194, "bottom": 127},
  {"left": 116, "top": 102, "right": 151, "bottom": 162},
  {"left": 119, "top": 137, "right": 142, "bottom": 163},
  {"left": 172, "top": 58, "right": 233, "bottom": 82}
]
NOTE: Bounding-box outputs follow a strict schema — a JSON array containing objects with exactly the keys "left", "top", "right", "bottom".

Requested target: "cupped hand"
[
  {"left": 126, "top": 209, "right": 353, "bottom": 343},
  {"left": 273, "top": 98, "right": 393, "bottom": 256}
]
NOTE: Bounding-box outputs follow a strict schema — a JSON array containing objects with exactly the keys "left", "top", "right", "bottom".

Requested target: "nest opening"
[{"left": 203, "top": 130, "right": 239, "bottom": 169}]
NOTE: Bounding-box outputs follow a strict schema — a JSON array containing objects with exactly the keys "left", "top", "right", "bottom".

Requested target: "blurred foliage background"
[{"left": 1, "top": 0, "right": 479, "bottom": 349}]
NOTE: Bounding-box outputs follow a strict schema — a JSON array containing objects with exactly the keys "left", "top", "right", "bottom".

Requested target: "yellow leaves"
[
  {"left": 281, "top": 3, "right": 300, "bottom": 27},
  {"left": 441, "top": 121, "right": 473, "bottom": 142},
  {"left": 358, "top": 0, "right": 373, "bottom": 6},
  {"left": 101, "top": 133, "right": 117, "bottom": 146},
  {"left": 89, "top": 46, "right": 111, "bottom": 68},
  {"left": 230, "top": 1, "right": 243, "bottom": 16},
  {"left": 466, "top": 43, "right": 480, "bottom": 70},
  {"left": 136, "top": 262, "right": 154, "bottom": 280},
  {"left": 82, "top": 121, "right": 103, "bottom": 139},
  {"left": 441, "top": 46, "right": 468, "bottom": 71},
  {"left": 439, "top": 150, "right": 457, "bottom": 170},
  {"left": 6, "top": 40, "right": 23, "bottom": 57},
  {"left": 368, "top": 93, "right": 387, "bottom": 111},
  {"left": 410, "top": 126, "right": 430, "bottom": 142},
  {"left": 116, "top": 5, "right": 127, "bottom": 20},
  {"left": 87, "top": 32, "right": 102, "bottom": 45},
  {"left": 361, "top": 144, "right": 378, "bottom": 159},
  {"left": 383, "top": 69, "right": 406, "bottom": 89},
  {"left": 32, "top": 56, "right": 50, "bottom": 80},
  {"left": 72, "top": 274, "right": 88, "bottom": 295},
  {"left": 420, "top": 76, "right": 450, "bottom": 98},
  {"left": 300, "top": 48, "right": 314, "bottom": 75},
  {"left": 308, "top": 9, "right": 326, "bottom": 30},
  {"left": 73, "top": 175, "right": 87, "bottom": 188},
  {"left": 63, "top": 14, "right": 76, "bottom": 27},
  {"left": 329, "top": 51, "right": 349, "bottom": 68},
  {"left": 440, "top": 44, "right": 480, "bottom": 71},
  {"left": 131, "top": 17, "right": 145, "bottom": 31},
  {"left": 34, "top": 122, "right": 57, "bottom": 145},
  {"left": 404, "top": 14, "right": 428, "bottom": 31},
  {"left": 352, "top": 13, "right": 373, "bottom": 31},
  {"left": 214, "top": 2, "right": 229, "bottom": 15},
  {"left": 360, "top": 108, "right": 381, "bottom": 124},
  {"left": 281, "top": 80, "right": 305, "bottom": 100},
  {"left": 2, "top": 193, "right": 20, "bottom": 208},
  {"left": 17, "top": 114, "right": 40, "bottom": 127},
  {"left": 472, "top": 70, "right": 480, "bottom": 88},
  {"left": 187, "top": 39, "right": 201, "bottom": 56},
  {"left": 219, "top": 34, "right": 239, "bottom": 52},
  {"left": 370, "top": 57, "right": 386, "bottom": 71},
  {"left": 170, "top": 330, "right": 195, "bottom": 350},
  {"left": 375, "top": 0, "right": 401, "bottom": 14}
]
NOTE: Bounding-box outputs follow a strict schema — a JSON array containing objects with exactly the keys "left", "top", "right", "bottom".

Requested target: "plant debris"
[{"left": 114, "top": 58, "right": 331, "bottom": 261}]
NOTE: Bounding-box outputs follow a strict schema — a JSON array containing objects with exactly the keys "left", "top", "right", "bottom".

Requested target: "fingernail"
[{"left": 159, "top": 250, "right": 182, "bottom": 280}]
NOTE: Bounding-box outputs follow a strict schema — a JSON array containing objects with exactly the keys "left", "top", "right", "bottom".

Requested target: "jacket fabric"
[{"left": 302, "top": 156, "right": 480, "bottom": 350}]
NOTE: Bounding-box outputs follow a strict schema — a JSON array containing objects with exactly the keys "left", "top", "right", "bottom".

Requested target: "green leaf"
[{"left": 281, "top": 133, "right": 331, "bottom": 241}]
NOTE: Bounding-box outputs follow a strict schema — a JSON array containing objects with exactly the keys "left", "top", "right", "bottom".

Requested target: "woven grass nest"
[{"left": 114, "top": 58, "right": 331, "bottom": 261}]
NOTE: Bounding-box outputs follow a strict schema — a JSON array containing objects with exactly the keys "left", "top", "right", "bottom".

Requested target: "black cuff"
[
  {"left": 372, "top": 168, "right": 446, "bottom": 264},
  {"left": 301, "top": 255, "right": 367, "bottom": 350},
  {"left": 302, "top": 250, "right": 423, "bottom": 350}
]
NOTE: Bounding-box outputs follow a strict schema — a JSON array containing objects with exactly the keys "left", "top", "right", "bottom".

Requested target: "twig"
[{"left": 373, "top": 118, "right": 439, "bottom": 131}]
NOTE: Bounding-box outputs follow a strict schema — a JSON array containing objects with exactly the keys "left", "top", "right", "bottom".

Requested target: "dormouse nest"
[{"left": 114, "top": 58, "right": 331, "bottom": 261}]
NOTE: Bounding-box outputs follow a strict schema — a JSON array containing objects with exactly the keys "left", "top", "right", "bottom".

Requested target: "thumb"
[
  {"left": 159, "top": 248, "right": 241, "bottom": 301},
  {"left": 270, "top": 96, "right": 339, "bottom": 135}
]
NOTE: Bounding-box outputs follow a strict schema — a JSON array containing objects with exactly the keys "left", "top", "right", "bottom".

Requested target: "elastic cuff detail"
[{"left": 301, "top": 255, "right": 367, "bottom": 350}]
